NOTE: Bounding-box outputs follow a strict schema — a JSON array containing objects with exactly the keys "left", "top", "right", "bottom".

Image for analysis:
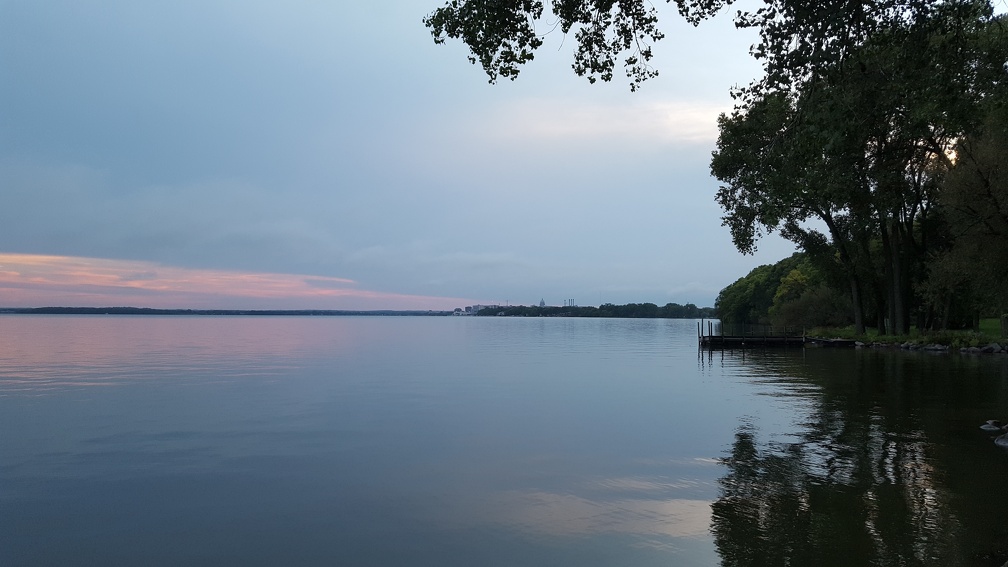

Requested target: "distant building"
[
  {"left": 454, "top": 304, "right": 501, "bottom": 315},
  {"left": 539, "top": 299, "right": 545, "bottom": 308}
]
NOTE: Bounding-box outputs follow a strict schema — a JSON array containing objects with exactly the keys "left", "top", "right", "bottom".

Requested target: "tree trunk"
[
  {"left": 888, "top": 219, "right": 908, "bottom": 335},
  {"left": 820, "top": 213, "right": 866, "bottom": 335},
  {"left": 850, "top": 276, "right": 865, "bottom": 335},
  {"left": 872, "top": 276, "right": 887, "bottom": 334},
  {"left": 940, "top": 294, "right": 951, "bottom": 331},
  {"left": 880, "top": 224, "right": 895, "bottom": 334}
]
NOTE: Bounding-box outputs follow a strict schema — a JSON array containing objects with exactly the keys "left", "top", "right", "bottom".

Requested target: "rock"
[{"left": 981, "top": 343, "right": 1003, "bottom": 354}]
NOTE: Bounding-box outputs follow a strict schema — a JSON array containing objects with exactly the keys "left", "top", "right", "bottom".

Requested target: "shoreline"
[{"left": 852, "top": 340, "right": 1008, "bottom": 355}]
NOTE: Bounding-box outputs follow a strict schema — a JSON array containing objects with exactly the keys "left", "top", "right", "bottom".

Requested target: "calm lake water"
[{"left": 3, "top": 315, "right": 1008, "bottom": 566}]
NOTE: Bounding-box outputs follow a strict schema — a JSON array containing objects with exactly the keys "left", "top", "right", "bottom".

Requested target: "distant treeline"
[
  {"left": 477, "top": 302, "right": 716, "bottom": 318},
  {"left": 0, "top": 304, "right": 717, "bottom": 319},
  {"left": 0, "top": 307, "right": 454, "bottom": 316}
]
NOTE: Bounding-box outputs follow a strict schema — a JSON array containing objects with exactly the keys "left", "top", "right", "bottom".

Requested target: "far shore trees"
[{"left": 477, "top": 302, "right": 717, "bottom": 318}]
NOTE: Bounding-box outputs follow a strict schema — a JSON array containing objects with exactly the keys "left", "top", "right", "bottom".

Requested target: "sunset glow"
[{"left": 0, "top": 253, "right": 471, "bottom": 311}]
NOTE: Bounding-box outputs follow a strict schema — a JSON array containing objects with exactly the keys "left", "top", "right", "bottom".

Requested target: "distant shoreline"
[
  {"left": 0, "top": 307, "right": 453, "bottom": 316},
  {"left": 0, "top": 305, "right": 717, "bottom": 318}
]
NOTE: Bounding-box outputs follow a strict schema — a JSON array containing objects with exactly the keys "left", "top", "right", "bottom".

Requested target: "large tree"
[
  {"left": 713, "top": 2, "right": 1004, "bottom": 334},
  {"left": 924, "top": 104, "right": 1008, "bottom": 331},
  {"left": 710, "top": 86, "right": 878, "bottom": 332}
]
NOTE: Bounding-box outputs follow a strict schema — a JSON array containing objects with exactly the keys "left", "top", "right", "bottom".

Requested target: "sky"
[{"left": 0, "top": 0, "right": 799, "bottom": 311}]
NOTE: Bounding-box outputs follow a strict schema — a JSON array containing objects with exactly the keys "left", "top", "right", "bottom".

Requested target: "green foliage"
[
  {"left": 712, "top": 6, "right": 1007, "bottom": 334},
  {"left": 561, "top": 0, "right": 664, "bottom": 90},
  {"left": 715, "top": 269, "right": 765, "bottom": 324},
  {"left": 978, "top": 318, "right": 1003, "bottom": 336},
  {"left": 943, "top": 331, "right": 990, "bottom": 349},
  {"left": 716, "top": 252, "right": 854, "bottom": 327},
  {"left": 923, "top": 102, "right": 1008, "bottom": 323},
  {"left": 770, "top": 282, "right": 852, "bottom": 329},
  {"left": 424, "top": 0, "right": 667, "bottom": 90},
  {"left": 772, "top": 268, "right": 809, "bottom": 306},
  {"left": 715, "top": 253, "right": 794, "bottom": 323},
  {"left": 805, "top": 319, "right": 1005, "bottom": 344},
  {"left": 711, "top": 93, "right": 804, "bottom": 256},
  {"left": 424, "top": 0, "right": 545, "bottom": 83},
  {"left": 424, "top": 0, "right": 993, "bottom": 93}
]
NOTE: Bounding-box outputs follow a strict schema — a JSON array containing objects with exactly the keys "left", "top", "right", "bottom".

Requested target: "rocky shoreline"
[{"left": 854, "top": 341, "right": 1008, "bottom": 354}]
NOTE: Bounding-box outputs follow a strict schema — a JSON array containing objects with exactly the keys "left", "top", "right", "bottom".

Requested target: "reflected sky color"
[
  {"left": 0, "top": 253, "right": 476, "bottom": 310},
  {"left": 468, "top": 488, "right": 714, "bottom": 541},
  {"left": 4, "top": 317, "right": 1008, "bottom": 565},
  {"left": 0, "top": 316, "right": 732, "bottom": 565}
]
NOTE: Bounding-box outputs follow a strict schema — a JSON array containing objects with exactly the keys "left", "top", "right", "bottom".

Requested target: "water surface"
[{"left": 2, "top": 316, "right": 1008, "bottom": 565}]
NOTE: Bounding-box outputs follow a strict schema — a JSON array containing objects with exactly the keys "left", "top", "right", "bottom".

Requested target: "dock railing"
[{"left": 698, "top": 319, "right": 805, "bottom": 348}]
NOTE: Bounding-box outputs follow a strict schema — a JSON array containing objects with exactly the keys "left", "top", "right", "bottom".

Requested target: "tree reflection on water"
[{"left": 707, "top": 348, "right": 1008, "bottom": 566}]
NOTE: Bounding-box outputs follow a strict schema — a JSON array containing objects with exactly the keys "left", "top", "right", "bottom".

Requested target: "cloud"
[
  {"left": 118, "top": 272, "right": 159, "bottom": 282},
  {"left": 481, "top": 98, "right": 731, "bottom": 146},
  {"left": 0, "top": 1, "right": 800, "bottom": 311},
  {"left": 0, "top": 253, "right": 473, "bottom": 310}
]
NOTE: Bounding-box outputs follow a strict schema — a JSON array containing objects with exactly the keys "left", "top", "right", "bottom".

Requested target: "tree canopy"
[
  {"left": 714, "top": 252, "right": 851, "bottom": 327},
  {"left": 423, "top": 0, "right": 989, "bottom": 93},
  {"left": 711, "top": 5, "right": 1007, "bottom": 333}
]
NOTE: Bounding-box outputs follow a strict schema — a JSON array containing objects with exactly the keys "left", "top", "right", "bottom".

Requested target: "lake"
[{"left": 2, "top": 315, "right": 1008, "bottom": 565}]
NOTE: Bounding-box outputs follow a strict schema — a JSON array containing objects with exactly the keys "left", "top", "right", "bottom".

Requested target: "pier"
[{"left": 698, "top": 320, "right": 805, "bottom": 348}]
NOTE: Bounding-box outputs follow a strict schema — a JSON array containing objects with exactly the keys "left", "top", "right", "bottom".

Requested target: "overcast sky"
[{"left": 0, "top": 0, "right": 798, "bottom": 310}]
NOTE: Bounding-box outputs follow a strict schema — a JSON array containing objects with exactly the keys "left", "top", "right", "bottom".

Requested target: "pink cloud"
[{"left": 0, "top": 253, "right": 472, "bottom": 310}]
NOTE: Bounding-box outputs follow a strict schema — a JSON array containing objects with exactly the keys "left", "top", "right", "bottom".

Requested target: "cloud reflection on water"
[
  {"left": 0, "top": 314, "right": 364, "bottom": 393},
  {"left": 425, "top": 468, "right": 718, "bottom": 552},
  {"left": 488, "top": 490, "right": 713, "bottom": 540}
]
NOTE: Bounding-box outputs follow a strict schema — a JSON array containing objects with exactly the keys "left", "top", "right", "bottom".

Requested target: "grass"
[
  {"left": 979, "top": 317, "right": 1003, "bottom": 336},
  {"left": 809, "top": 318, "right": 1006, "bottom": 348}
]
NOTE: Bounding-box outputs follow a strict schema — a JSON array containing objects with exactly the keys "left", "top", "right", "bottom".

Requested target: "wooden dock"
[
  {"left": 698, "top": 320, "right": 805, "bottom": 348},
  {"left": 699, "top": 335, "right": 805, "bottom": 348}
]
